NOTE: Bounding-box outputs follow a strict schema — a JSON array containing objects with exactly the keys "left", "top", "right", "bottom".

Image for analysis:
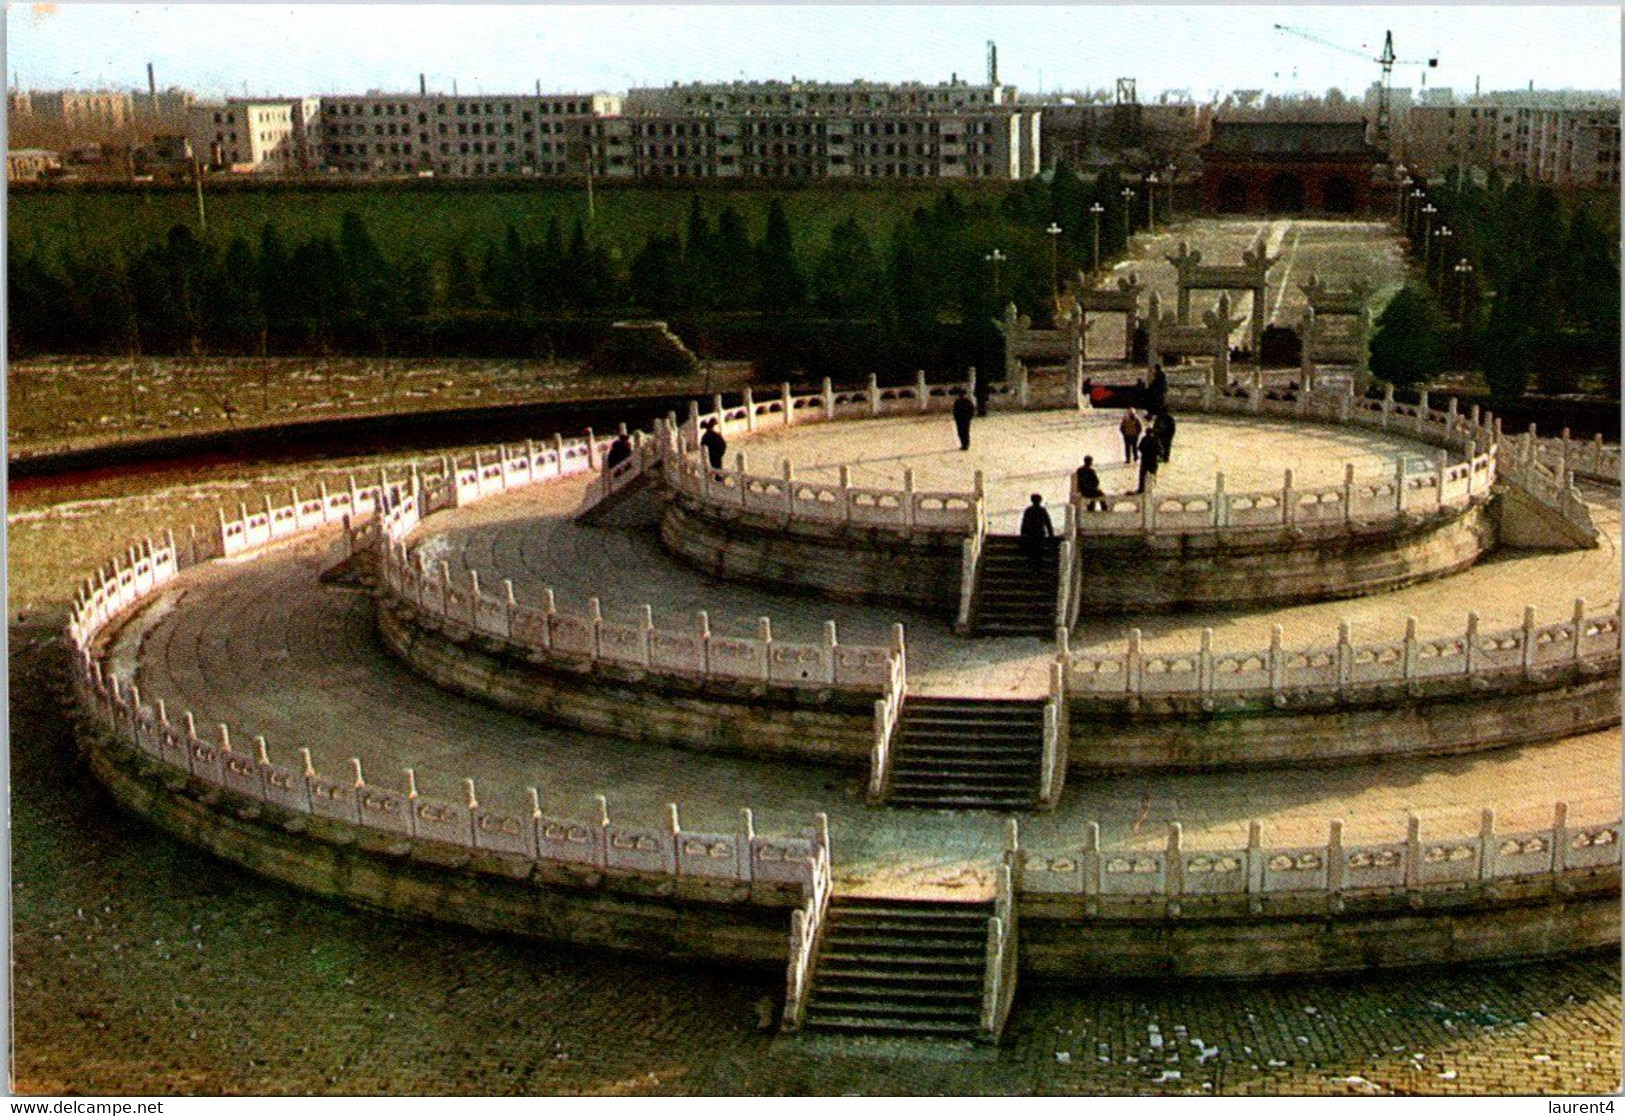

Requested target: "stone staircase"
[
  {"left": 882, "top": 697, "right": 1046, "bottom": 810},
  {"left": 968, "top": 535, "right": 1060, "bottom": 638},
  {"left": 801, "top": 896, "right": 991, "bottom": 1039}
]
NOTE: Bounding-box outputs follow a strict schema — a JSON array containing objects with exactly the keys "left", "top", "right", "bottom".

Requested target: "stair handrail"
[
  {"left": 1055, "top": 502, "right": 1077, "bottom": 632},
  {"left": 1499, "top": 438, "right": 1599, "bottom": 544},
  {"left": 576, "top": 427, "right": 660, "bottom": 519},
  {"left": 782, "top": 813, "right": 833, "bottom": 1033},
  {"left": 1039, "top": 660, "right": 1069, "bottom": 808},
  {"left": 867, "top": 624, "right": 908, "bottom": 801},
  {"left": 955, "top": 492, "right": 988, "bottom": 632},
  {"left": 980, "top": 858, "right": 1019, "bottom": 1040}
]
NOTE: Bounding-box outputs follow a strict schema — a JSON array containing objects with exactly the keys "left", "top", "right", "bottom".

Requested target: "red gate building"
[{"left": 1199, "top": 120, "right": 1384, "bottom": 215}]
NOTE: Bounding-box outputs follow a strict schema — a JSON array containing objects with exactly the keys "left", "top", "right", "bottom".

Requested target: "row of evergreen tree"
[
  {"left": 1369, "top": 169, "right": 1619, "bottom": 399},
  {"left": 9, "top": 167, "right": 1145, "bottom": 377}
]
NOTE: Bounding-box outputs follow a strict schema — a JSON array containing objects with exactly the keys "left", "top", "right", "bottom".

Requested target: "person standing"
[
  {"left": 1075, "top": 455, "right": 1107, "bottom": 511},
  {"left": 952, "top": 392, "right": 976, "bottom": 451},
  {"left": 1019, "top": 493, "right": 1055, "bottom": 563},
  {"left": 1120, "top": 408, "right": 1142, "bottom": 463},
  {"left": 1145, "top": 364, "right": 1169, "bottom": 413},
  {"left": 700, "top": 421, "right": 728, "bottom": 470},
  {"left": 1154, "top": 409, "right": 1177, "bottom": 463},
  {"left": 1135, "top": 429, "right": 1162, "bottom": 494}
]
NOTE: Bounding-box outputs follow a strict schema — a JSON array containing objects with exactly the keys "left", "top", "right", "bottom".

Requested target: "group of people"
[{"left": 1117, "top": 406, "right": 1177, "bottom": 493}]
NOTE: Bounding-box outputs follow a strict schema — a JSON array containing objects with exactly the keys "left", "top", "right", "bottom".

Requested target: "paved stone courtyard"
[
  {"left": 11, "top": 432, "right": 1622, "bottom": 1095},
  {"left": 737, "top": 408, "right": 1439, "bottom": 533}
]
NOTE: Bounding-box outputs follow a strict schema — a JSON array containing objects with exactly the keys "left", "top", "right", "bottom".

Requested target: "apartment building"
[
  {"left": 1404, "top": 100, "right": 1620, "bottom": 187},
  {"left": 608, "top": 107, "right": 1036, "bottom": 180},
  {"left": 625, "top": 78, "right": 1017, "bottom": 115},
  {"left": 25, "top": 90, "right": 135, "bottom": 130},
  {"left": 188, "top": 98, "right": 320, "bottom": 173},
  {"left": 319, "top": 92, "right": 621, "bottom": 177}
]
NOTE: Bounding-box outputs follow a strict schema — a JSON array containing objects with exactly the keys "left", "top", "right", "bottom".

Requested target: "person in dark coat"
[
  {"left": 700, "top": 421, "right": 727, "bottom": 470},
  {"left": 1019, "top": 493, "right": 1054, "bottom": 563},
  {"left": 952, "top": 392, "right": 976, "bottom": 450},
  {"left": 1154, "top": 409, "right": 1176, "bottom": 463},
  {"left": 604, "top": 433, "right": 633, "bottom": 470},
  {"left": 1075, "top": 455, "right": 1106, "bottom": 511},
  {"left": 1135, "top": 430, "right": 1162, "bottom": 493},
  {"left": 1119, "top": 408, "right": 1142, "bottom": 463},
  {"left": 1145, "top": 364, "right": 1168, "bottom": 413}
]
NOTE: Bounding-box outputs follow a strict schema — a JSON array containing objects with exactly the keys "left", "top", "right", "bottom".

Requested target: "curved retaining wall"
[
  {"left": 1067, "top": 670, "right": 1620, "bottom": 770},
  {"left": 380, "top": 593, "right": 1620, "bottom": 772},
  {"left": 378, "top": 602, "right": 874, "bottom": 762},
  {"left": 76, "top": 714, "right": 1622, "bottom": 979},
  {"left": 664, "top": 485, "right": 1497, "bottom": 616},
  {"left": 660, "top": 495, "right": 964, "bottom": 610}
]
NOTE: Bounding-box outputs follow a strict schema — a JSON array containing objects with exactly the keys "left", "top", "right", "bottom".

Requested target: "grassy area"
[
  {"left": 6, "top": 355, "right": 754, "bottom": 457},
  {"left": 8, "top": 180, "right": 1010, "bottom": 263}
]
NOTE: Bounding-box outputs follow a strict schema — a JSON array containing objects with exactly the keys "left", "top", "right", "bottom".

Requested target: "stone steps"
[
  {"left": 803, "top": 897, "right": 990, "bottom": 1040},
  {"left": 879, "top": 697, "right": 1046, "bottom": 809},
  {"left": 969, "top": 537, "right": 1061, "bottom": 638}
]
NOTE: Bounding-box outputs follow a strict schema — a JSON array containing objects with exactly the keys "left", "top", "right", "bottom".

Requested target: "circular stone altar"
[{"left": 65, "top": 384, "right": 1622, "bottom": 1022}]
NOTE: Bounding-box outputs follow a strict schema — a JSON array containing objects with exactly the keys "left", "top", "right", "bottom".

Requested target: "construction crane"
[{"left": 1273, "top": 25, "right": 1439, "bottom": 148}]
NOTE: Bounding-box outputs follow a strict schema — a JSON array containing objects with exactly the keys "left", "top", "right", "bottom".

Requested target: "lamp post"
[
  {"left": 1089, "top": 202, "right": 1105, "bottom": 272},
  {"left": 1164, "top": 163, "right": 1177, "bottom": 221},
  {"left": 1408, "top": 188, "right": 1425, "bottom": 237},
  {"left": 1452, "top": 257, "right": 1474, "bottom": 322},
  {"left": 1420, "top": 203, "right": 1437, "bottom": 265},
  {"left": 985, "top": 248, "right": 1006, "bottom": 301},
  {"left": 1398, "top": 172, "right": 1413, "bottom": 222},
  {"left": 1145, "top": 173, "right": 1159, "bottom": 234},
  {"left": 1045, "top": 222, "right": 1063, "bottom": 303},
  {"left": 1120, "top": 187, "right": 1136, "bottom": 245},
  {"left": 1432, "top": 225, "right": 1452, "bottom": 282}
]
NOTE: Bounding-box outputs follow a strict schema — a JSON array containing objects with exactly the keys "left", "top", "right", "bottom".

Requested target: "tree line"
[
  {"left": 1368, "top": 169, "right": 1619, "bottom": 400},
  {"left": 8, "top": 165, "right": 1147, "bottom": 380}
]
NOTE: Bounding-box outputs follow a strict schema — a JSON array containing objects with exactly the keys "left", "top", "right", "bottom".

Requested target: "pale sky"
[{"left": 6, "top": 4, "right": 1621, "bottom": 102}]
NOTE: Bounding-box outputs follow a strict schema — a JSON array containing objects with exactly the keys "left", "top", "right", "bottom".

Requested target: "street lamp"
[
  {"left": 1408, "top": 188, "right": 1425, "bottom": 235},
  {"left": 1398, "top": 174, "right": 1413, "bottom": 222},
  {"left": 1432, "top": 225, "right": 1453, "bottom": 280},
  {"left": 1089, "top": 202, "right": 1105, "bottom": 272},
  {"left": 985, "top": 248, "right": 1007, "bottom": 301},
  {"left": 1452, "top": 257, "right": 1474, "bottom": 322},
  {"left": 1120, "top": 187, "right": 1136, "bottom": 245},
  {"left": 1146, "top": 173, "right": 1159, "bottom": 234},
  {"left": 1045, "top": 222, "right": 1063, "bottom": 302},
  {"left": 1420, "top": 203, "right": 1437, "bottom": 262}
]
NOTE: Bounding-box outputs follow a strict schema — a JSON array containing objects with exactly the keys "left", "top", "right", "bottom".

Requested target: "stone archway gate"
[
  {"left": 1166, "top": 232, "right": 1279, "bottom": 364},
  {"left": 1298, "top": 274, "right": 1373, "bottom": 394},
  {"left": 1146, "top": 290, "right": 1245, "bottom": 388},
  {"left": 994, "top": 301, "right": 1088, "bottom": 408},
  {"left": 1065, "top": 271, "right": 1144, "bottom": 364}
]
